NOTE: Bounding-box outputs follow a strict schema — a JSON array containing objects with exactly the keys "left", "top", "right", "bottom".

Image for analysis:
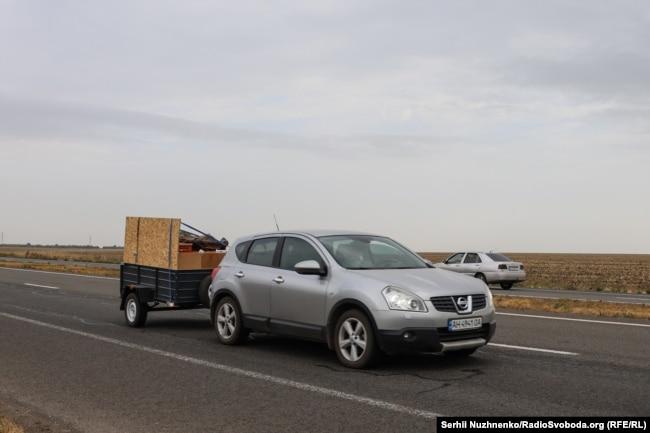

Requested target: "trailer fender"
[{"left": 120, "top": 285, "right": 156, "bottom": 310}]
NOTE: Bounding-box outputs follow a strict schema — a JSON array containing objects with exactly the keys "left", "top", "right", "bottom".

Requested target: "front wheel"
[
  {"left": 124, "top": 292, "right": 147, "bottom": 327},
  {"left": 334, "top": 310, "right": 377, "bottom": 369},
  {"left": 213, "top": 296, "right": 248, "bottom": 345},
  {"left": 475, "top": 273, "right": 488, "bottom": 284},
  {"left": 500, "top": 282, "right": 513, "bottom": 290}
]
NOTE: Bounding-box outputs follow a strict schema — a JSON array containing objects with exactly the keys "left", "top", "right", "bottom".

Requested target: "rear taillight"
[
  {"left": 211, "top": 266, "right": 221, "bottom": 280},
  {"left": 520, "top": 264, "right": 525, "bottom": 270},
  {"left": 498, "top": 264, "right": 507, "bottom": 270}
]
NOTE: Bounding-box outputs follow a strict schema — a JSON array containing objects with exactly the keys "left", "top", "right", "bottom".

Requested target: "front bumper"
[{"left": 376, "top": 322, "right": 496, "bottom": 354}]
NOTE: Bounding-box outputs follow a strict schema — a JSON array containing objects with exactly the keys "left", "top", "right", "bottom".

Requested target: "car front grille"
[
  {"left": 438, "top": 324, "right": 491, "bottom": 342},
  {"left": 430, "top": 294, "right": 487, "bottom": 312}
]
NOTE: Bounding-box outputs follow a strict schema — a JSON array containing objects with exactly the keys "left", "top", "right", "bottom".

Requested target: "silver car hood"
[{"left": 350, "top": 268, "right": 487, "bottom": 298}]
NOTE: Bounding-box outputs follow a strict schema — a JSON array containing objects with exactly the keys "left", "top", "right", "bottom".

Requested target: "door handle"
[
  {"left": 273, "top": 276, "right": 285, "bottom": 284},
  {"left": 235, "top": 271, "right": 245, "bottom": 278}
]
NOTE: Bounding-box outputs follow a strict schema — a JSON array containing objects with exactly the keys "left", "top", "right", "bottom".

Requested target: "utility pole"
[
  {"left": 89, "top": 235, "right": 92, "bottom": 246},
  {"left": 1, "top": 232, "right": 3, "bottom": 244}
]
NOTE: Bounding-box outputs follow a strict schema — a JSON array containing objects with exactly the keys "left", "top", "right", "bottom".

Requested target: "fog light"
[{"left": 403, "top": 332, "right": 410, "bottom": 339}]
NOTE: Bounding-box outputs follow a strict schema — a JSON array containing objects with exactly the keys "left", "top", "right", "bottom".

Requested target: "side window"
[
  {"left": 464, "top": 253, "right": 481, "bottom": 264},
  {"left": 247, "top": 238, "right": 279, "bottom": 267},
  {"left": 235, "top": 241, "right": 252, "bottom": 263},
  {"left": 280, "top": 237, "right": 323, "bottom": 271},
  {"left": 446, "top": 253, "right": 464, "bottom": 264}
]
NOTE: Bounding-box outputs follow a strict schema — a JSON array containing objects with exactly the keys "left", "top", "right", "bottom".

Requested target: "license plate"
[
  {"left": 448, "top": 317, "right": 482, "bottom": 331},
  {"left": 508, "top": 265, "right": 519, "bottom": 271}
]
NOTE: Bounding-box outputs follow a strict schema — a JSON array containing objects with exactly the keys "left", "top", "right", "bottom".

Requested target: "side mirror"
[{"left": 295, "top": 260, "right": 326, "bottom": 276}]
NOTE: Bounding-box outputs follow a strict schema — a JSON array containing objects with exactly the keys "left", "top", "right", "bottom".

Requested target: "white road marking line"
[
  {"left": 0, "top": 267, "right": 118, "bottom": 280},
  {"left": 615, "top": 296, "right": 650, "bottom": 302},
  {"left": 24, "top": 283, "right": 60, "bottom": 290},
  {"left": 497, "top": 312, "right": 650, "bottom": 328},
  {"left": 488, "top": 343, "right": 578, "bottom": 356},
  {"left": 0, "top": 312, "right": 440, "bottom": 420}
]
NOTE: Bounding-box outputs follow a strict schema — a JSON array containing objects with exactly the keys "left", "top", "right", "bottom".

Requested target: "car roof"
[{"left": 243, "top": 229, "right": 379, "bottom": 240}]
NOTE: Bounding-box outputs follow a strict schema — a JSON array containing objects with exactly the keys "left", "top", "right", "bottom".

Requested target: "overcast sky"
[{"left": 1, "top": 1, "right": 649, "bottom": 253}]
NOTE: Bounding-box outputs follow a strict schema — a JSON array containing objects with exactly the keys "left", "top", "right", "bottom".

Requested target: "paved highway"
[
  {"left": 491, "top": 285, "right": 650, "bottom": 305},
  {"left": 0, "top": 267, "right": 648, "bottom": 433}
]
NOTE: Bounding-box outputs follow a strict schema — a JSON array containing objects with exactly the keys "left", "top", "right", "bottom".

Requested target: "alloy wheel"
[
  {"left": 338, "top": 318, "right": 367, "bottom": 362},
  {"left": 216, "top": 302, "right": 237, "bottom": 339}
]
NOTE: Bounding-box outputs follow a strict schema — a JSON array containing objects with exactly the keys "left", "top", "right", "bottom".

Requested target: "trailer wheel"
[
  {"left": 213, "top": 296, "right": 248, "bottom": 345},
  {"left": 124, "top": 292, "right": 147, "bottom": 327},
  {"left": 198, "top": 275, "right": 212, "bottom": 307}
]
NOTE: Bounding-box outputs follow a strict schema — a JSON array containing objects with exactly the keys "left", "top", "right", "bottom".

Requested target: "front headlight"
[
  {"left": 382, "top": 286, "right": 428, "bottom": 312},
  {"left": 486, "top": 289, "right": 494, "bottom": 306}
]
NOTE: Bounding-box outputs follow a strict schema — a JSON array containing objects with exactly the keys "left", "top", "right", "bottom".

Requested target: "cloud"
[
  {"left": 0, "top": 95, "right": 456, "bottom": 157},
  {"left": 1, "top": 0, "right": 649, "bottom": 251}
]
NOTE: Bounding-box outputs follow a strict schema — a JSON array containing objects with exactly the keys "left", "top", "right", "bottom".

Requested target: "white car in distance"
[{"left": 435, "top": 252, "right": 526, "bottom": 290}]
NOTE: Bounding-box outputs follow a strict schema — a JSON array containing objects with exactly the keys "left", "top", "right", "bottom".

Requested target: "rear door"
[
  {"left": 270, "top": 236, "right": 329, "bottom": 338},
  {"left": 237, "top": 237, "right": 280, "bottom": 321},
  {"left": 461, "top": 253, "right": 482, "bottom": 275}
]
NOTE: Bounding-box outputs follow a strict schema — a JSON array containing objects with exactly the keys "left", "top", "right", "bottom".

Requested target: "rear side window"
[
  {"left": 487, "top": 253, "right": 511, "bottom": 262},
  {"left": 247, "top": 238, "right": 279, "bottom": 267},
  {"left": 235, "top": 241, "right": 252, "bottom": 262},
  {"left": 464, "top": 253, "right": 482, "bottom": 264},
  {"left": 280, "top": 237, "right": 323, "bottom": 271}
]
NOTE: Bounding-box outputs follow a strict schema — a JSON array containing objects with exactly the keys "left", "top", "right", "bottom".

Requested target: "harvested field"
[
  {"left": 0, "top": 246, "right": 122, "bottom": 264},
  {"left": 0, "top": 416, "right": 24, "bottom": 433},
  {"left": 419, "top": 252, "right": 650, "bottom": 294},
  {"left": 0, "top": 246, "right": 648, "bottom": 294}
]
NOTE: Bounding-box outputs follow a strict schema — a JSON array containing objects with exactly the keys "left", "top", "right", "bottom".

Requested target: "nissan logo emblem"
[{"left": 456, "top": 297, "right": 468, "bottom": 309}]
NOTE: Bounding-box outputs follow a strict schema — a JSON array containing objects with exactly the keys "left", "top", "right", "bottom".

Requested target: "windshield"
[
  {"left": 318, "top": 235, "right": 427, "bottom": 270},
  {"left": 487, "top": 253, "right": 512, "bottom": 262}
]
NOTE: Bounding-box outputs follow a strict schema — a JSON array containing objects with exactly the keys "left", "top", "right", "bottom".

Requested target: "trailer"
[{"left": 119, "top": 217, "right": 226, "bottom": 327}]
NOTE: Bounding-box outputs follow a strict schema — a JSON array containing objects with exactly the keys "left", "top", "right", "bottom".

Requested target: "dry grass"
[
  {"left": 0, "top": 416, "right": 24, "bottom": 433},
  {"left": 494, "top": 295, "right": 650, "bottom": 320},
  {"left": 0, "top": 246, "right": 122, "bottom": 264},
  {"left": 0, "top": 261, "right": 119, "bottom": 278},
  {"left": 419, "top": 252, "right": 650, "bottom": 294}
]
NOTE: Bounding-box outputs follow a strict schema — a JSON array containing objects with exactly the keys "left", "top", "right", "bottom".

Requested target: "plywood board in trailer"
[{"left": 123, "top": 217, "right": 181, "bottom": 269}]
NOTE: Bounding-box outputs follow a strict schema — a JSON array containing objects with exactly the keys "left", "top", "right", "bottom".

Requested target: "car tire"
[
  {"left": 334, "top": 309, "right": 377, "bottom": 369},
  {"left": 124, "top": 292, "right": 147, "bottom": 327},
  {"left": 198, "top": 275, "right": 212, "bottom": 307},
  {"left": 213, "top": 296, "right": 248, "bottom": 345},
  {"left": 445, "top": 348, "right": 477, "bottom": 358},
  {"left": 475, "top": 273, "right": 488, "bottom": 284},
  {"left": 500, "top": 282, "right": 513, "bottom": 290}
]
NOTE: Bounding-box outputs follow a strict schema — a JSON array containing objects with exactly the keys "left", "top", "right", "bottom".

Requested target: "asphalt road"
[
  {"left": 0, "top": 267, "right": 648, "bottom": 433},
  {"left": 491, "top": 285, "right": 650, "bottom": 305}
]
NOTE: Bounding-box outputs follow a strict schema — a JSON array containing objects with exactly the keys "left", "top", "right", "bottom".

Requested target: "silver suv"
[{"left": 209, "top": 231, "right": 496, "bottom": 368}]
